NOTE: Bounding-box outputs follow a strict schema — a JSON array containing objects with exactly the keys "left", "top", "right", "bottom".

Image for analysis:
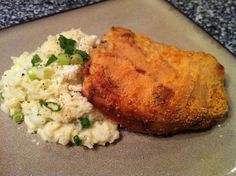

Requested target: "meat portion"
[{"left": 82, "top": 27, "right": 228, "bottom": 135}]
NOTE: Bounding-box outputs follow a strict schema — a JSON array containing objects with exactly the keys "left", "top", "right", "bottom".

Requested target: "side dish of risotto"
[{"left": 0, "top": 29, "right": 119, "bottom": 148}]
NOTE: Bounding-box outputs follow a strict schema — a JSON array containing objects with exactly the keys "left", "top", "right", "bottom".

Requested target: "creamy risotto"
[{"left": 0, "top": 29, "right": 119, "bottom": 148}]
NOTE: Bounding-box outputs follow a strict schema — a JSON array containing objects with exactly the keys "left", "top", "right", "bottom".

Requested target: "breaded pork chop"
[{"left": 82, "top": 27, "right": 228, "bottom": 135}]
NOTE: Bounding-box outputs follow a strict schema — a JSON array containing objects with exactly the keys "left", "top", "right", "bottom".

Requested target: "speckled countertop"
[
  {"left": 0, "top": 0, "right": 235, "bottom": 55},
  {"left": 168, "top": 0, "right": 236, "bottom": 56}
]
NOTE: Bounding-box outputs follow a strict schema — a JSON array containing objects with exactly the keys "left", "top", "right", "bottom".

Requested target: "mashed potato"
[{"left": 0, "top": 29, "right": 119, "bottom": 148}]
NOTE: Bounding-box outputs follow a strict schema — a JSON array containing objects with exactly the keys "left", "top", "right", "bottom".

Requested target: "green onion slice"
[
  {"left": 46, "top": 54, "right": 57, "bottom": 66},
  {"left": 27, "top": 67, "right": 53, "bottom": 80},
  {"left": 80, "top": 116, "right": 91, "bottom": 129},
  {"left": 57, "top": 53, "right": 70, "bottom": 65},
  {"left": 26, "top": 67, "right": 41, "bottom": 80},
  {"left": 70, "top": 54, "right": 83, "bottom": 65},
  {"left": 43, "top": 69, "right": 54, "bottom": 79},
  {"left": 58, "top": 35, "right": 90, "bottom": 63},
  {"left": 74, "top": 49, "right": 90, "bottom": 62},
  {"left": 58, "top": 35, "right": 76, "bottom": 55},
  {"left": 73, "top": 135, "right": 82, "bottom": 146},
  {"left": 0, "top": 92, "right": 4, "bottom": 100},
  {"left": 31, "top": 54, "right": 42, "bottom": 67},
  {"left": 39, "top": 99, "right": 62, "bottom": 112},
  {"left": 12, "top": 112, "right": 24, "bottom": 124},
  {"left": 64, "top": 47, "right": 75, "bottom": 55}
]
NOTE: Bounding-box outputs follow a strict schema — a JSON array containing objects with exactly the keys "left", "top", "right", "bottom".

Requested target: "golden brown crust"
[{"left": 82, "top": 27, "right": 228, "bottom": 135}]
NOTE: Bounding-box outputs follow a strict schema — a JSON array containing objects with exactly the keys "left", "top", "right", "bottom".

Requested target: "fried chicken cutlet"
[{"left": 82, "top": 27, "right": 228, "bottom": 135}]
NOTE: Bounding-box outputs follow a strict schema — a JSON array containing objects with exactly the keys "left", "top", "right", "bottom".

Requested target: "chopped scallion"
[
  {"left": 70, "top": 54, "right": 83, "bottom": 65},
  {"left": 0, "top": 92, "right": 4, "bottom": 100},
  {"left": 64, "top": 47, "right": 75, "bottom": 55},
  {"left": 73, "top": 135, "right": 82, "bottom": 146},
  {"left": 58, "top": 35, "right": 90, "bottom": 63},
  {"left": 45, "top": 54, "right": 57, "bottom": 66},
  {"left": 43, "top": 69, "right": 54, "bottom": 79},
  {"left": 58, "top": 35, "right": 76, "bottom": 55},
  {"left": 74, "top": 49, "right": 90, "bottom": 62},
  {"left": 26, "top": 67, "right": 53, "bottom": 80},
  {"left": 26, "top": 67, "right": 41, "bottom": 80},
  {"left": 80, "top": 116, "right": 91, "bottom": 129},
  {"left": 39, "top": 99, "right": 62, "bottom": 112},
  {"left": 12, "top": 112, "right": 24, "bottom": 124},
  {"left": 57, "top": 53, "right": 70, "bottom": 65},
  {"left": 31, "top": 54, "right": 42, "bottom": 67}
]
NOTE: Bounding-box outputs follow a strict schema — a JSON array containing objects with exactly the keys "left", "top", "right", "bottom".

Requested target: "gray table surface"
[{"left": 0, "top": 0, "right": 235, "bottom": 56}]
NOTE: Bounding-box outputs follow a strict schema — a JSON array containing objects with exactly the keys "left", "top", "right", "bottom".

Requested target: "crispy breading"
[{"left": 82, "top": 27, "right": 228, "bottom": 135}]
